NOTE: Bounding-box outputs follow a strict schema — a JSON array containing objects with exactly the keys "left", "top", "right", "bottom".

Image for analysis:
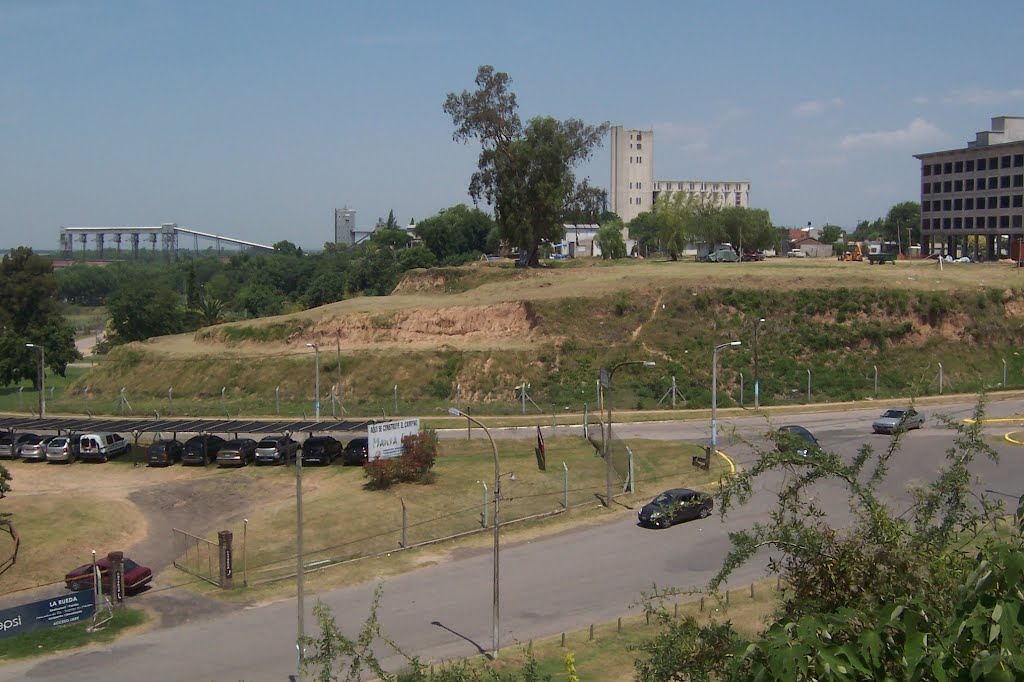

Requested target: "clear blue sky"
[{"left": 2, "top": 0, "right": 1023, "bottom": 251}]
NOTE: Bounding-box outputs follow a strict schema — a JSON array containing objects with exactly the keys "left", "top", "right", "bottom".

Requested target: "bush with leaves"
[
  {"left": 633, "top": 396, "right": 1024, "bottom": 681},
  {"left": 363, "top": 430, "right": 439, "bottom": 489}
]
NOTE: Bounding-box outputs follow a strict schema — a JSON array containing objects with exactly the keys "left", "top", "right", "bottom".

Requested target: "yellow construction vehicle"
[{"left": 838, "top": 243, "right": 863, "bottom": 262}]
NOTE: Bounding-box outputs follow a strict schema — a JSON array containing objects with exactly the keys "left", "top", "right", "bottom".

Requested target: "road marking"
[
  {"left": 1004, "top": 432, "right": 1024, "bottom": 447},
  {"left": 715, "top": 449, "right": 737, "bottom": 475},
  {"left": 304, "top": 560, "right": 331, "bottom": 568},
  {"left": 965, "top": 417, "right": 1024, "bottom": 424}
]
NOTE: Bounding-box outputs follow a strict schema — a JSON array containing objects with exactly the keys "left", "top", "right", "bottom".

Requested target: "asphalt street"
[{"left": 3, "top": 397, "right": 1023, "bottom": 682}]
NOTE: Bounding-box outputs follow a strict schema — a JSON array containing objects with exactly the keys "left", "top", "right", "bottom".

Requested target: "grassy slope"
[{"left": 52, "top": 258, "right": 1024, "bottom": 417}]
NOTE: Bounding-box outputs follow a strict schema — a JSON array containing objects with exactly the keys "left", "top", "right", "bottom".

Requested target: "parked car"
[
  {"left": 216, "top": 438, "right": 257, "bottom": 467},
  {"left": 301, "top": 436, "right": 341, "bottom": 466},
  {"left": 741, "top": 249, "right": 766, "bottom": 262},
  {"left": 181, "top": 434, "right": 226, "bottom": 466},
  {"left": 254, "top": 435, "right": 299, "bottom": 465},
  {"left": 872, "top": 408, "right": 925, "bottom": 434},
  {"left": 343, "top": 437, "right": 370, "bottom": 466},
  {"left": 19, "top": 435, "right": 56, "bottom": 462},
  {"left": 776, "top": 424, "right": 821, "bottom": 457},
  {"left": 46, "top": 435, "right": 81, "bottom": 463},
  {"left": 78, "top": 432, "right": 130, "bottom": 463},
  {"left": 0, "top": 433, "right": 40, "bottom": 459},
  {"left": 638, "top": 488, "right": 713, "bottom": 528},
  {"left": 703, "top": 246, "right": 740, "bottom": 263},
  {"left": 146, "top": 439, "right": 184, "bottom": 467},
  {"left": 787, "top": 249, "right": 807, "bottom": 258},
  {"left": 65, "top": 555, "right": 152, "bottom": 594}
]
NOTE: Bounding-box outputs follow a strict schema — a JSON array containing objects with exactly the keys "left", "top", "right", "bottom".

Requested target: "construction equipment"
[{"left": 838, "top": 243, "right": 863, "bottom": 262}]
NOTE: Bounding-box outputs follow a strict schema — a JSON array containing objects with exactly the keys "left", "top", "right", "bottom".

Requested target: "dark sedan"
[
  {"left": 343, "top": 437, "right": 369, "bottom": 466},
  {"left": 301, "top": 436, "right": 341, "bottom": 466},
  {"left": 638, "top": 488, "right": 713, "bottom": 528},
  {"left": 775, "top": 425, "right": 821, "bottom": 457},
  {"left": 216, "top": 438, "right": 257, "bottom": 467},
  {"left": 147, "top": 439, "right": 184, "bottom": 467},
  {"left": 65, "top": 556, "right": 152, "bottom": 594},
  {"left": 181, "top": 434, "right": 226, "bottom": 466}
]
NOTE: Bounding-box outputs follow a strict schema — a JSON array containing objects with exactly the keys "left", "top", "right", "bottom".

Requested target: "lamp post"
[
  {"left": 306, "top": 343, "right": 320, "bottom": 421},
  {"left": 712, "top": 342, "right": 742, "bottom": 454},
  {"left": 753, "top": 318, "right": 766, "bottom": 410},
  {"left": 25, "top": 343, "right": 44, "bottom": 419},
  {"left": 448, "top": 407, "right": 503, "bottom": 659},
  {"left": 602, "top": 360, "right": 656, "bottom": 506}
]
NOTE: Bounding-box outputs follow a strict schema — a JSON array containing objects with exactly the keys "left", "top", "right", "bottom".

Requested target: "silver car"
[
  {"left": 19, "top": 436, "right": 55, "bottom": 462},
  {"left": 46, "top": 436, "right": 80, "bottom": 463},
  {"left": 872, "top": 408, "right": 925, "bottom": 434}
]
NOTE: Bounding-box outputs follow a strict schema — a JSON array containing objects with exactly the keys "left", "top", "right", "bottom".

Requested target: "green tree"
[
  {"left": 562, "top": 178, "right": 608, "bottom": 224},
  {"left": 717, "top": 206, "right": 775, "bottom": 254},
  {"left": 653, "top": 192, "right": 708, "bottom": 260},
  {"left": 596, "top": 219, "right": 627, "bottom": 259},
  {"left": 628, "top": 211, "right": 661, "bottom": 256},
  {"left": 237, "top": 282, "right": 285, "bottom": 318},
  {"left": 415, "top": 204, "right": 495, "bottom": 262},
  {"left": 884, "top": 201, "right": 922, "bottom": 253},
  {"left": 819, "top": 223, "right": 844, "bottom": 245},
  {"left": 106, "top": 279, "right": 185, "bottom": 343},
  {"left": 385, "top": 209, "right": 399, "bottom": 231},
  {"left": 272, "top": 240, "right": 303, "bottom": 257},
  {"left": 0, "top": 248, "right": 79, "bottom": 386},
  {"left": 444, "top": 65, "right": 608, "bottom": 266}
]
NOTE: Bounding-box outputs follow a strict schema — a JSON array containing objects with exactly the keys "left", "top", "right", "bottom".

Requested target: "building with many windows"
[
  {"left": 915, "top": 116, "right": 1024, "bottom": 260},
  {"left": 609, "top": 125, "right": 750, "bottom": 224}
]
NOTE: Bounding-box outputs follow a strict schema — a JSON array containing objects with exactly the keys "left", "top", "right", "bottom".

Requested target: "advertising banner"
[
  {"left": 0, "top": 591, "right": 96, "bottom": 640},
  {"left": 368, "top": 418, "right": 421, "bottom": 460}
]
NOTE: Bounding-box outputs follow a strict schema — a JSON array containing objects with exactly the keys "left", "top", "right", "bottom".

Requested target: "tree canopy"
[
  {"left": 444, "top": 65, "right": 608, "bottom": 266},
  {"left": 0, "top": 248, "right": 79, "bottom": 387},
  {"left": 414, "top": 204, "right": 497, "bottom": 263},
  {"left": 596, "top": 218, "right": 627, "bottom": 259}
]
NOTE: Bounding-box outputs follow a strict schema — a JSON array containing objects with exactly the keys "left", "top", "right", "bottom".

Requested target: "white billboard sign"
[{"left": 368, "top": 418, "right": 421, "bottom": 460}]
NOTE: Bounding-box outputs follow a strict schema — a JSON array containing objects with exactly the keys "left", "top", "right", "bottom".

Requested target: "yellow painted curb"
[
  {"left": 1004, "top": 432, "right": 1024, "bottom": 447},
  {"left": 715, "top": 449, "right": 737, "bottom": 475},
  {"left": 965, "top": 417, "right": 1024, "bottom": 424}
]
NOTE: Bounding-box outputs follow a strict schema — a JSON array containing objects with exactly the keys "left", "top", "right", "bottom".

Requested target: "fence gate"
[{"left": 172, "top": 528, "right": 220, "bottom": 586}]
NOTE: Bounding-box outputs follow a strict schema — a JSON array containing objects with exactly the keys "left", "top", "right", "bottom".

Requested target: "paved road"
[{"left": 3, "top": 397, "right": 1023, "bottom": 681}]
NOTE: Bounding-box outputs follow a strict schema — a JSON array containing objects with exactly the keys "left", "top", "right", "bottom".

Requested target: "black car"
[
  {"left": 255, "top": 435, "right": 299, "bottom": 465},
  {"left": 216, "top": 438, "right": 257, "bottom": 467},
  {"left": 343, "top": 437, "right": 369, "bottom": 466},
  {"left": 301, "top": 436, "right": 341, "bottom": 466},
  {"left": 0, "top": 433, "right": 40, "bottom": 459},
  {"left": 775, "top": 425, "right": 821, "bottom": 457},
  {"left": 181, "top": 434, "right": 226, "bottom": 466},
  {"left": 638, "top": 489, "right": 713, "bottom": 528},
  {"left": 147, "top": 439, "right": 184, "bottom": 467}
]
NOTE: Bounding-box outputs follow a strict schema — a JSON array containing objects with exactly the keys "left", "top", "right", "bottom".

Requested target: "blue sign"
[{"left": 0, "top": 591, "right": 96, "bottom": 640}]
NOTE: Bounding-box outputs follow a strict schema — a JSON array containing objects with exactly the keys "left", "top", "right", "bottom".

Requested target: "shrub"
[{"left": 363, "top": 430, "right": 439, "bottom": 489}]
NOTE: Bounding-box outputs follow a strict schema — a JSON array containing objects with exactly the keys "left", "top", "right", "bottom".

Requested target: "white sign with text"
[{"left": 368, "top": 418, "right": 421, "bottom": 460}]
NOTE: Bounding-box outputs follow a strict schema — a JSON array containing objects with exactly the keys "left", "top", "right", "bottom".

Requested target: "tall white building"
[
  {"left": 609, "top": 125, "right": 750, "bottom": 223},
  {"left": 334, "top": 207, "right": 356, "bottom": 245},
  {"left": 609, "top": 127, "right": 654, "bottom": 223}
]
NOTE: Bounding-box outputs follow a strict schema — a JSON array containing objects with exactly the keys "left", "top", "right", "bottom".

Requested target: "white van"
[{"left": 78, "top": 432, "right": 130, "bottom": 463}]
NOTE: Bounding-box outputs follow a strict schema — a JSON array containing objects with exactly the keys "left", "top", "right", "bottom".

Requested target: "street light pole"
[
  {"left": 603, "top": 360, "right": 656, "bottom": 506},
  {"left": 753, "top": 318, "right": 766, "bottom": 410},
  {"left": 712, "top": 342, "right": 742, "bottom": 454},
  {"left": 448, "top": 408, "right": 501, "bottom": 659},
  {"left": 25, "top": 344, "right": 44, "bottom": 419},
  {"left": 306, "top": 343, "right": 320, "bottom": 421}
]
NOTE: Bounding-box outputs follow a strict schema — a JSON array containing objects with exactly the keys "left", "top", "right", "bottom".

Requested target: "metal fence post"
[
  {"left": 583, "top": 403, "right": 588, "bottom": 439},
  {"left": 1004, "top": 358, "right": 1008, "bottom": 387},
  {"left": 740, "top": 373, "right": 744, "bottom": 406},
  {"left": 394, "top": 384, "right": 399, "bottom": 415},
  {"left": 562, "top": 462, "right": 569, "bottom": 509},
  {"left": 400, "top": 497, "right": 407, "bottom": 548},
  {"left": 672, "top": 376, "right": 677, "bottom": 408},
  {"left": 627, "top": 448, "right": 635, "bottom": 494},
  {"left": 168, "top": 387, "right": 173, "bottom": 413},
  {"left": 939, "top": 363, "right": 944, "bottom": 394},
  {"left": 874, "top": 365, "right": 878, "bottom": 397},
  {"left": 275, "top": 386, "right": 280, "bottom": 415},
  {"left": 479, "top": 481, "right": 489, "bottom": 527},
  {"left": 806, "top": 369, "right": 811, "bottom": 402},
  {"left": 456, "top": 383, "right": 461, "bottom": 412}
]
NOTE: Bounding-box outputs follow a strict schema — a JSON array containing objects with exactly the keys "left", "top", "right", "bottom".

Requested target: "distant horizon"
[{"left": 2, "top": 1, "right": 1022, "bottom": 251}]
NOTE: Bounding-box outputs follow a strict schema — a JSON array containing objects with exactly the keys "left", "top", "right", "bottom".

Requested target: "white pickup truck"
[{"left": 787, "top": 249, "right": 806, "bottom": 258}]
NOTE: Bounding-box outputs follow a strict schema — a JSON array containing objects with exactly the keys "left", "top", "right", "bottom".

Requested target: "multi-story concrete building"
[
  {"left": 653, "top": 180, "right": 750, "bottom": 209},
  {"left": 609, "top": 126, "right": 654, "bottom": 223},
  {"left": 915, "top": 116, "right": 1024, "bottom": 260},
  {"left": 334, "top": 207, "right": 356, "bottom": 246},
  {"left": 609, "top": 125, "right": 750, "bottom": 224}
]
